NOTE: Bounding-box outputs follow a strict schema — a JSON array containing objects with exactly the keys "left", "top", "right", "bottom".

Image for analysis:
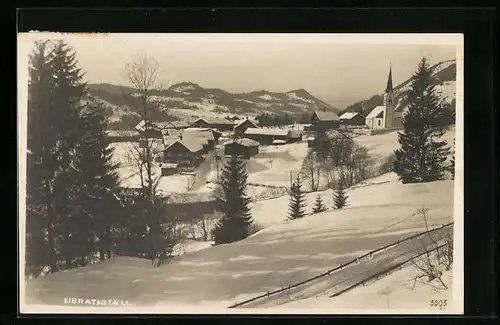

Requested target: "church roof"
[
  {"left": 366, "top": 106, "right": 385, "bottom": 119},
  {"left": 385, "top": 65, "right": 394, "bottom": 93}
]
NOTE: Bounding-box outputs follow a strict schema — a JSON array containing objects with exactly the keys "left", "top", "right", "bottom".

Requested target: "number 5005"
[{"left": 430, "top": 299, "right": 448, "bottom": 310}]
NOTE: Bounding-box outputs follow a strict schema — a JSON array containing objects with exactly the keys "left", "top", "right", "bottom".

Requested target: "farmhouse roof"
[
  {"left": 366, "top": 106, "right": 385, "bottom": 119},
  {"left": 243, "top": 127, "right": 291, "bottom": 137},
  {"left": 105, "top": 130, "right": 140, "bottom": 138},
  {"left": 183, "top": 128, "right": 215, "bottom": 142},
  {"left": 339, "top": 112, "right": 362, "bottom": 120},
  {"left": 164, "top": 138, "right": 204, "bottom": 153},
  {"left": 234, "top": 119, "right": 259, "bottom": 128},
  {"left": 313, "top": 111, "right": 340, "bottom": 121},
  {"left": 223, "top": 138, "right": 260, "bottom": 147},
  {"left": 195, "top": 117, "right": 234, "bottom": 126}
]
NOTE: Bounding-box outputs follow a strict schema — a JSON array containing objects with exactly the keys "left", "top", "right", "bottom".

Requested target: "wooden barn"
[
  {"left": 190, "top": 117, "right": 235, "bottom": 131},
  {"left": 243, "top": 128, "right": 292, "bottom": 146},
  {"left": 234, "top": 119, "right": 260, "bottom": 137},
  {"left": 339, "top": 112, "right": 366, "bottom": 126},
  {"left": 163, "top": 137, "right": 205, "bottom": 167},
  {"left": 223, "top": 138, "right": 260, "bottom": 159},
  {"left": 310, "top": 111, "right": 340, "bottom": 131}
]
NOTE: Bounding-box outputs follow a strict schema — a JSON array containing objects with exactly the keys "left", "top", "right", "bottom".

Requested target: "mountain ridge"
[
  {"left": 87, "top": 82, "right": 338, "bottom": 129},
  {"left": 342, "top": 59, "right": 457, "bottom": 116}
]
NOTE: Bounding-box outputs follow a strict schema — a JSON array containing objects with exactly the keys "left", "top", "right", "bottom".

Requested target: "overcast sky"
[{"left": 19, "top": 33, "right": 460, "bottom": 109}]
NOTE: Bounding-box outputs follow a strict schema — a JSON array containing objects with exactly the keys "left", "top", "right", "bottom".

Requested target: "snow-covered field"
[
  {"left": 23, "top": 174, "right": 455, "bottom": 312},
  {"left": 246, "top": 142, "right": 309, "bottom": 187},
  {"left": 353, "top": 127, "right": 455, "bottom": 165},
  {"left": 274, "top": 263, "right": 453, "bottom": 314}
]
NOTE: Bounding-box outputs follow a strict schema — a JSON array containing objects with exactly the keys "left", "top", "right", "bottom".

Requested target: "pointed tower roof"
[{"left": 385, "top": 63, "right": 393, "bottom": 93}]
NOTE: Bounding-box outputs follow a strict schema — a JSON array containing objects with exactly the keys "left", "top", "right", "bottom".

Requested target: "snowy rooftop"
[
  {"left": 195, "top": 117, "right": 234, "bottom": 125},
  {"left": 244, "top": 127, "right": 291, "bottom": 137},
  {"left": 223, "top": 138, "right": 260, "bottom": 147},
  {"left": 366, "top": 106, "right": 385, "bottom": 119},
  {"left": 339, "top": 112, "right": 362, "bottom": 120},
  {"left": 165, "top": 138, "right": 205, "bottom": 153},
  {"left": 313, "top": 111, "right": 340, "bottom": 121},
  {"left": 234, "top": 119, "right": 259, "bottom": 128},
  {"left": 182, "top": 128, "right": 215, "bottom": 142}
]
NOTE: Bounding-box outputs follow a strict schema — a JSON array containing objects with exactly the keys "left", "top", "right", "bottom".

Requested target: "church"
[{"left": 365, "top": 65, "right": 403, "bottom": 130}]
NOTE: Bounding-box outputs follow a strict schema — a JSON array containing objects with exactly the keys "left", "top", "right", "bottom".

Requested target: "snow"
[
  {"left": 23, "top": 173, "right": 455, "bottom": 313},
  {"left": 435, "top": 81, "right": 456, "bottom": 103},
  {"left": 286, "top": 92, "right": 315, "bottom": 103},
  {"left": 171, "top": 84, "right": 196, "bottom": 92},
  {"left": 353, "top": 127, "right": 455, "bottom": 164},
  {"left": 432, "top": 60, "right": 456, "bottom": 75},
  {"left": 275, "top": 263, "right": 453, "bottom": 314},
  {"left": 259, "top": 94, "right": 278, "bottom": 101},
  {"left": 247, "top": 142, "right": 310, "bottom": 187}
]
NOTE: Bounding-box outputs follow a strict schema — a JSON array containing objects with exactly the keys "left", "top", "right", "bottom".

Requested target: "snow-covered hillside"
[
  {"left": 87, "top": 82, "right": 336, "bottom": 127},
  {"left": 343, "top": 59, "right": 457, "bottom": 116},
  {"left": 23, "top": 173, "right": 455, "bottom": 312}
]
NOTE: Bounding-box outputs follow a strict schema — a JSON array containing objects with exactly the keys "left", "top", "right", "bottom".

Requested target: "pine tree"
[
  {"left": 333, "top": 182, "right": 348, "bottom": 210},
  {"left": 48, "top": 40, "right": 89, "bottom": 269},
  {"left": 26, "top": 40, "right": 57, "bottom": 276},
  {"left": 288, "top": 175, "right": 307, "bottom": 220},
  {"left": 72, "top": 98, "right": 123, "bottom": 263},
  {"left": 312, "top": 195, "right": 327, "bottom": 214},
  {"left": 393, "top": 57, "right": 451, "bottom": 184},
  {"left": 212, "top": 152, "right": 254, "bottom": 245}
]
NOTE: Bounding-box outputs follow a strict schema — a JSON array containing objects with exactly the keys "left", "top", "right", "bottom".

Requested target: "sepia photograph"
[{"left": 18, "top": 33, "right": 464, "bottom": 314}]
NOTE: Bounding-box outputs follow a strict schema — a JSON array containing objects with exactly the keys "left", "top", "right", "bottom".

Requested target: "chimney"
[{"left": 179, "top": 134, "right": 183, "bottom": 141}]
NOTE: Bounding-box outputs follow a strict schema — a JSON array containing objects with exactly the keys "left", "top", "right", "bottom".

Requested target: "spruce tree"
[
  {"left": 26, "top": 40, "right": 57, "bottom": 276},
  {"left": 288, "top": 175, "right": 307, "bottom": 220},
  {"left": 312, "top": 195, "right": 327, "bottom": 214},
  {"left": 393, "top": 57, "right": 451, "bottom": 184},
  {"left": 212, "top": 152, "right": 254, "bottom": 245},
  {"left": 333, "top": 181, "right": 348, "bottom": 210},
  {"left": 72, "top": 98, "right": 122, "bottom": 262},
  {"left": 48, "top": 40, "right": 89, "bottom": 269}
]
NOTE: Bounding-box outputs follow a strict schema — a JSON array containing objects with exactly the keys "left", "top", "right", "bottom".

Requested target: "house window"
[
  {"left": 378, "top": 120, "right": 381, "bottom": 126},
  {"left": 387, "top": 98, "right": 392, "bottom": 104}
]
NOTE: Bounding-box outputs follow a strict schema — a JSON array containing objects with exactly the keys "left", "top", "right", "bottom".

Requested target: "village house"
[
  {"left": 163, "top": 120, "right": 192, "bottom": 130},
  {"left": 365, "top": 65, "right": 403, "bottom": 130},
  {"left": 163, "top": 137, "right": 205, "bottom": 167},
  {"left": 182, "top": 128, "right": 217, "bottom": 151},
  {"left": 339, "top": 112, "right": 366, "bottom": 126},
  {"left": 243, "top": 127, "right": 292, "bottom": 146},
  {"left": 134, "top": 120, "right": 163, "bottom": 139},
  {"left": 223, "top": 138, "right": 260, "bottom": 159},
  {"left": 310, "top": 110, "right": 340, "bottom": 131},
  {"left": 234, "top": 118, "right": 260, "bottom": 137},
  {"left": 190, "top": 117, "right": 235, "bottom": 131}
]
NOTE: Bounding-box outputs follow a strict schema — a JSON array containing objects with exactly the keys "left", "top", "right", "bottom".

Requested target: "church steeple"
[{"left": 385, "top": 63, "right": 393, "bottom": 93}]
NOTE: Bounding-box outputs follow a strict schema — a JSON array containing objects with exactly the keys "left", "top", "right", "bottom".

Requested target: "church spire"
[{"left": 385, "top": 63, "right": 393, "bottom": 93}]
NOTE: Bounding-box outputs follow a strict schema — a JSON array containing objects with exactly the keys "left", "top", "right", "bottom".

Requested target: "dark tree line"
[{"left": 25, "top": 40, "right": 175, "bottom": 278}]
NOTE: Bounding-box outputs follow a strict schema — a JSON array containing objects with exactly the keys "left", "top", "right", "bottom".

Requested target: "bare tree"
[
  {"left": 300, "top": 150, "right": 321, "bottom": 192},
  {"left": 121, "top": 53, "right": 175, "bottom": 264}
]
